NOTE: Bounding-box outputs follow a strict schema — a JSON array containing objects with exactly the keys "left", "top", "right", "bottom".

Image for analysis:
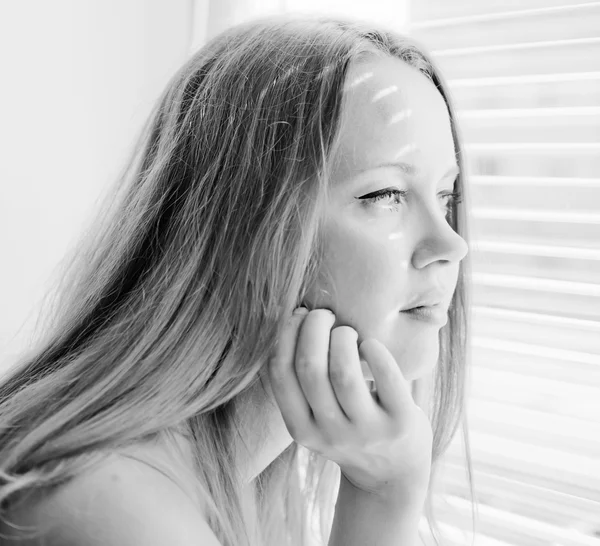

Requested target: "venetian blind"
[{"left": 408, "top": 1, "right": 600, "bottom": 545}]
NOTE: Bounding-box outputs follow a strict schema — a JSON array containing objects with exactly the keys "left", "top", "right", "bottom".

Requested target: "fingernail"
[{"left": 293, "top": 307, "right": 309, "bottom": 316}]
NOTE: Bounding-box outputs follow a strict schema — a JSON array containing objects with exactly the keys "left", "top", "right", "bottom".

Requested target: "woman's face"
[{"left": 303, "top": 55, "right": 468, "bottom": 381}]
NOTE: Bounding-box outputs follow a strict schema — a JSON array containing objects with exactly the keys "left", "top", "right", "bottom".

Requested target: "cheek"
[{"left": 307, "top": 222, "right": 411, "bottom": 318}]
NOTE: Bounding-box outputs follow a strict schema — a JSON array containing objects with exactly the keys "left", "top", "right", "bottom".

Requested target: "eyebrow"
[{"left": 356, "top": 162, "right": 460, "bottom": 181}]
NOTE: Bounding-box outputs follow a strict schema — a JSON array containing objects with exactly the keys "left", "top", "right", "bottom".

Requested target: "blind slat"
[
  {"left": 441, "top": 461, "right": 600, "bottom": 520},
  {"left": 471, "top": 176, "right": 600, "bottom": 187},
  {"left": 472, "top": 209, "right": 600, "bottom": 224},
  {"left": 448, "top": 71, "right": 600, "bottom": 86},
  {"left": 433, "top": 36, "right": 600, "bottom": 56},
  {"left": 474, "top": 241, "right": 600, "bottom": 259},
  {"left": 435, "top": 496, "right": 600, "bottom": 546},
  {"left": 411, "top": 2, "right": 600, "bottom": 29}
]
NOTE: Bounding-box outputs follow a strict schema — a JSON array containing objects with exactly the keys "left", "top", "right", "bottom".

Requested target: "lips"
[
  {"left": 400, "top": 290, "right": 447, "bottom": 311},
  {"left": 401, "top": 302, "right": 445, "bottom": 314},
  {"left": 400, "top": 303, "right": 449, "bottom": 325}
]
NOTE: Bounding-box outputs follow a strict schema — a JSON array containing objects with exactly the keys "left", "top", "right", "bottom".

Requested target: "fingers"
[
  {"left": 358, "top": 339, "right": 415, "bottom": 421},
  {"left": 268, "top": 308, "right": 314, "bottom": 438},
  {"left": 293, "top": 310, "right": 348, "bottom": 427},
  {"left": 328, "top": 326, "right": 377, "bottom": 423},
  {"left": 411, "top": 375, "right": 432, "bottom": 414},
  {"left": 269, "top": 306, "right": 412, "bottom": 447}
]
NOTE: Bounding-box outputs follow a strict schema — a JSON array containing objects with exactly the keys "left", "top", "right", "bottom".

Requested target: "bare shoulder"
[{"left": 1, "top": 455, "right": 222, "bottom": 546}]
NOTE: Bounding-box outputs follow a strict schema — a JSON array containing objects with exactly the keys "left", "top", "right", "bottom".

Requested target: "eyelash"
[{"left": 361, "top": 188, "right": 463, "bottom": 214}]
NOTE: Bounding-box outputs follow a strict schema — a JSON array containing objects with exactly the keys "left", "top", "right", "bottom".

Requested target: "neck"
[{"left": 233, "top": 373, "right": 294, "bottom": 483}]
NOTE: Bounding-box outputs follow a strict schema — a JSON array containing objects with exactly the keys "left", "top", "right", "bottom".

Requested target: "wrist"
[
  {"left": 330, "top": 474, "right": 426, "bottom": 546},
  {"left": 339, "top": 472, "right": 428, "bottom": 512}
]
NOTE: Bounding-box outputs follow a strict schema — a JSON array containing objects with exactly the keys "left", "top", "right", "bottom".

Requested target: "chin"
[
  {"left": 403, "top": 358, "right": 437, "bottom": 381},
  {"left": 398, "top": 341, "right": 440, "bottom": 381},
  {"left": 361, "top": 339, "right": 439, "bottom": 382}
]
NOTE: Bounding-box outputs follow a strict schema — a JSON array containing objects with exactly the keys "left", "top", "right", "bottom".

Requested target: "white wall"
[
  {"left": 0, "top": 0, "right": 193, "bottom": 369},
  {"left": 189, "top": 0, "right": 409, "bottom": 47},
  {"left": 283, "top": 0, "right": 409, "bottom": 30}
]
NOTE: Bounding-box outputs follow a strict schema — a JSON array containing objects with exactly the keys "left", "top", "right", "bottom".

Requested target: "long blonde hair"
[{"left": 0, "top": 13, "right": 476, "bottom": 546}]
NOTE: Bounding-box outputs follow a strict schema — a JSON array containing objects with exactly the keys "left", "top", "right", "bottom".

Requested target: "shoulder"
[{"left": 2, "top": 454, "right": 223, "bottom": 546}]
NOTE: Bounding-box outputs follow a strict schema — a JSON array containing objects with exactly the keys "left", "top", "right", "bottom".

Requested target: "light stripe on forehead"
[
  {"left": 387, "top": 109, "right": 413, "bottom": 126},
  {"left": 344, "top": 71, "right": 374, "bottom": 92},
  {"left": 371, "top": 85, "right": 399, "bottom": 103},
  {"left": 393, "top": 143, "right": 418, "bottom": 159}
]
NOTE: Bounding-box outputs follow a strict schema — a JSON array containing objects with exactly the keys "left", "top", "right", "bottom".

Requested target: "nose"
[{"left": 411, "top": 208, "right": 469, "bottom": 269}]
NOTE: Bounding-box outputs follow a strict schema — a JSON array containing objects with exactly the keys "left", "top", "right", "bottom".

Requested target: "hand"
[{"left": 268, "top": 307, "right": 433, "bottom": 500}]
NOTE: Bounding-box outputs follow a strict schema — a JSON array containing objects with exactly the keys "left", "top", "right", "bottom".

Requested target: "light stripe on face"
[
  {"left": 393, "top": 143, "right": 418, "bottom": 159},
  {"left": 371, "top": 85, "right": 399, "bottom": 103},
  {"left": 387, "top": 109, "right": 413, "bottom": 126},
  {"left": 344, "top": 71, "right": 374, "bottom": 92}
]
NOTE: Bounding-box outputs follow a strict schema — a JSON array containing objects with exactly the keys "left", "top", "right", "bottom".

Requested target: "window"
[{"left": 409, "top": 1, "right": 600, "bottom": 544}]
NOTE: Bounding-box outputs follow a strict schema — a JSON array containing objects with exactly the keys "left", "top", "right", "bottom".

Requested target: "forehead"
[{"left": 331, "top": 56, "right": 456, "bottom": 184}]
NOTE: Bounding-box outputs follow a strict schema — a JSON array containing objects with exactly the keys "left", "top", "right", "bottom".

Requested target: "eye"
[
  {"left": 439, "top": 189, "right": 463, "bottom": 217},
  {"left": 358, "top": 188, "right": 407, "bottom": 211},
  {"left": 357, "top": 187, "right": 463, "bottom": 216}
]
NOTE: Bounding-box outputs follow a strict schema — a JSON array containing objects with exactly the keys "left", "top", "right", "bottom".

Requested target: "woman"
[{"left": 0, "top": 13, "right": 476, "bottom": 546}]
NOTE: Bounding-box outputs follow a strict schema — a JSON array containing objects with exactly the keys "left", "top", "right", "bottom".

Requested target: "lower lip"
[{"left": 401, "top": 306, "right": 448, "bottom": 325}]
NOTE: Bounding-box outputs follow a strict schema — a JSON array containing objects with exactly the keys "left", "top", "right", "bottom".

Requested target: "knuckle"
[
  {"left": 388, "top": 419, "right": 404, "bottom": 439},
  {"left": 388, "top": 414, "right": 410, "bottom": 438},
  {"left": 329, "top": 364, "right": 352, "bottom": 387},
  {"left": 295, "top": 355, "right": 316, "bottom": 377},
  {"left": 319, "top": 407, "right": 338, "bottom": 422},
  {"left": 328, "top": 439, "right": 345, "bottom": 454}
]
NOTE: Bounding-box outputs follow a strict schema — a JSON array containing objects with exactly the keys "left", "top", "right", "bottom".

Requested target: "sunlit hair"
[{"left": 0, "top": 13, "right": 477, "bottom": 546}]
